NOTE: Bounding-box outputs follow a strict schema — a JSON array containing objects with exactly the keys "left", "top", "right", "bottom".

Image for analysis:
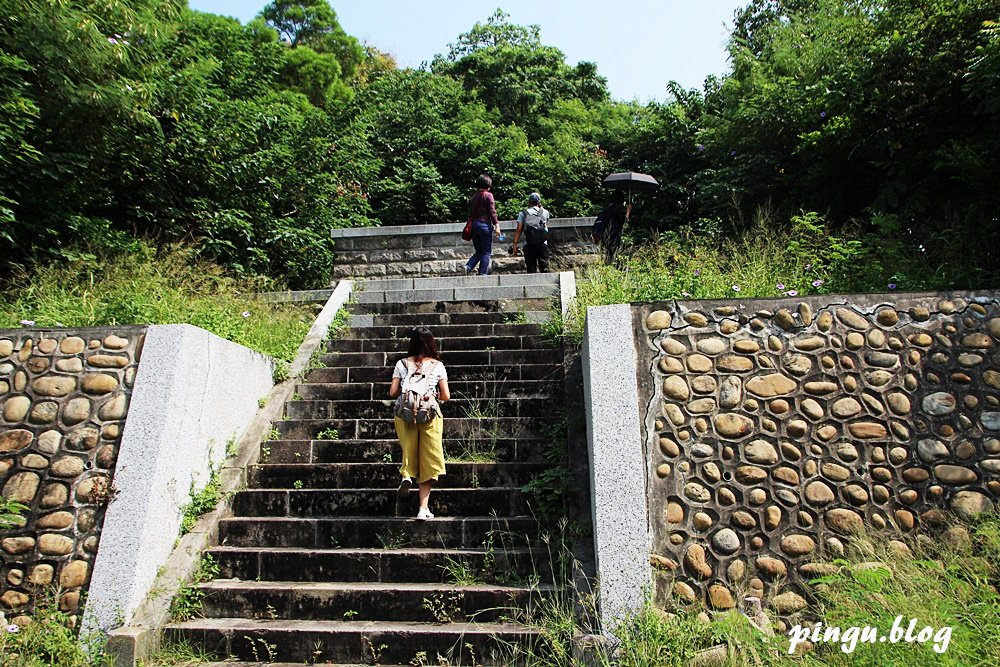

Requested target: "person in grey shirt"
[{"left": 511, "top": 192, "right": 551, "bottom": 273}]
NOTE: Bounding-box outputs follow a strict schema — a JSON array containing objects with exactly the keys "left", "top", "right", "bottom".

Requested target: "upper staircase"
[{"left": 165, "top": 273, "right": 571, "bottom": 665}]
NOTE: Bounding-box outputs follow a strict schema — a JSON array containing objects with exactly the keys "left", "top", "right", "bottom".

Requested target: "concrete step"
[
  {"left": 354, "top": 274, "right": 561, "bottom": 291},
  {"left": 166, "top": 618, "right": 537, "bottom": 664},
  {"left": 272, "top": 416, "right": 564, "bottom": 441},
  {"left": 348, "top": 311, "right": 552, "bottom": 328},
  {"left": 341, "top": 322, "right": 544, "bottom": 339},
  {"left": 347, "top": 298, "right": 554, "bottom": 316},
  {"left": 353, "top": 285, "right": 558, "bottom": 305},
  {"left": 197, "top": 580, "right": 552, "bottom": 623},
  {"left": 295, "top": 379, "right": 562, "bottom": 401},
  {"left": 218, "top": 516, "right": 541, "bottom": 549},
  {"left": 328, "top": 334, "right": 557, "bottom": 353},
  {"left": 207, "top": 546, "right": 549, "bottom": 585},
  {"left": 284, "top": 397, "right": 557, "bottom": 420},
  {"left": 348, "top": 311, "right": 546, "bottom": 326},
  {"left": 304, "top": 362, "right": 563, "bottom": 383},
  {"left": 261, "top": 438, "right": 551, "bottom": 464},
  {"left": 320, "top": 348, "right": 563, "bottom": 368},
  {"left": 248, "top": 462, "right": 554, "bottom": 489},
  {"left": 230, "top": 488, "right": 533, "bottom": 519}
]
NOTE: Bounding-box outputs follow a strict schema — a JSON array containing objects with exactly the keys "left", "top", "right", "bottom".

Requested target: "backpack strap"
[{"left": 423, "top": 360, "right": 440, "bottom": 396}]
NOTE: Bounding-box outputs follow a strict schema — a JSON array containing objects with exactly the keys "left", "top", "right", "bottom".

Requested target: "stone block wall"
[
  {"left": 0, "top": 327, "right": 145, "bottom": 626},
  {"left": 634, "top": 293, "right": 999, "bottom": 620},
  {"left": 331, "top": 218, "right": 599, "bottom": 278}
]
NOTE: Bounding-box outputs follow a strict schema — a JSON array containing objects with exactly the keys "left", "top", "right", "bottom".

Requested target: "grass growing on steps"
[
  {"left": 0, "top": 242, "right": 313, "bottom": 361},
  {"left": 138, "top": 639, "right": 211, "bottom": 666}
]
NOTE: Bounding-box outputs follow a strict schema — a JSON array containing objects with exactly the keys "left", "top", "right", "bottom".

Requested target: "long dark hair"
[{"left": 407, "top": 326, "right": 440, "bottom": 360}]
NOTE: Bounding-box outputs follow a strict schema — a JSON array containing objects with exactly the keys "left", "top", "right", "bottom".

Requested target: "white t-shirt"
[{"left": 393, "top": 357, "right": 448, "bottom": 394}]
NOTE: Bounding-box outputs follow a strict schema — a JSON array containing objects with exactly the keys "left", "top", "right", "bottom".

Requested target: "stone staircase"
[{"left": 165, "top": 275, "right": 570, "bottom": 665}]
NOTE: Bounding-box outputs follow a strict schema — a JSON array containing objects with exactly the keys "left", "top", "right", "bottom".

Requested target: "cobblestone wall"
[
  {"left": 636, "top": 293, "right": 999, "bottom": 621},
  {"left": 0, "top": 328, "right": 145, "bottom": 627}
]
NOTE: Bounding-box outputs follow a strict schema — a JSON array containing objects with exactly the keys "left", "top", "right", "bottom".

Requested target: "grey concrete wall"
[
  {"left": 104, "top": 283, "right": 354, "bottom": 666},
  {"left": 581, "top": 304, "right": 649, "bottom": 633},
  {"left": 84, "top": 325, "right": 274, "bottom": 632}
]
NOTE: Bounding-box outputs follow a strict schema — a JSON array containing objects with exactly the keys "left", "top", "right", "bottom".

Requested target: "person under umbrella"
[
  {"left": 592, "top": 190, "right": 631, "bottom": 265},
  {"left": 593, "top": 171, "right": 658, "bottom": 265}
]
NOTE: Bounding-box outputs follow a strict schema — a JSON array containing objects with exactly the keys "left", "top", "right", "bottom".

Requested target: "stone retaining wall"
[
  {"left": 0, "top": 327, "right": 146, "bottom": 627},
  {"left": 634, "top": 292, "right": 999, "bottom": 623},
  {"left": 331, "top": 218, "right": 599, "bottom": 278}
]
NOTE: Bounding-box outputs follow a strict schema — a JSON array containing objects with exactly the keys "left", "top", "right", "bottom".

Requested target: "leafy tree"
[
  {"left": 678, "top": 1, "right": 1000, "bottom": 225},
  {"left": 277, "top": 44, "right": 352, "bottom": 107},
  {"left": 432, "top": 10, "right": 608, "bottom": 137},
  {"left": 0, "top": 0, "right": 185, "bottom": 264},
  {"left": 260, "top": 0, "right": 363, "bottom": 77},
  {"left": 0, "top": 49, "right": 39, "bottom": 234}
]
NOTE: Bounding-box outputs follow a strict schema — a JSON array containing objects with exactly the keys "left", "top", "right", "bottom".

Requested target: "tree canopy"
[{"left": 0, "top": 0, "right": 996, "bottom": 288}]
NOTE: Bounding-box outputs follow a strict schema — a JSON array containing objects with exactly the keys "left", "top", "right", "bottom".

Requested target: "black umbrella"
[{"left": 601, "top": 171, "right": 660, "bottom": 205}]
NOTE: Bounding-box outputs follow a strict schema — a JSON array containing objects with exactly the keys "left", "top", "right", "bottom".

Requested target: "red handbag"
[{"left": 462, "top": 218, "right": 473, "bottom": 241}]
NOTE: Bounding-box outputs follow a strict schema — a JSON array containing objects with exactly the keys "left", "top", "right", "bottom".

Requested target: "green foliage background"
[{"left": 1, "top": 0, "right": 997, "bottom": 291}]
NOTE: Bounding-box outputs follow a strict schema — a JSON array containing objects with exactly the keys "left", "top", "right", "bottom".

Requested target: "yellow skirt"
[{"left": 394, "top": 416, "right": 446, "bottom": 484}]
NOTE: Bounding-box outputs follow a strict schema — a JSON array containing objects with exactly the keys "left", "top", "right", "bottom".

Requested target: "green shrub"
[
  {"left": 0, "top": 495, "right": 28, "bottom": 529},
  {"left": 566, "top": 208, "right": 982, "bottom": 344},
  {"left": 0, "top": 593, "right": 111, "bottom": 667},
  {"left": 0, "top": 243, "right": 312, "bottom": 361}
]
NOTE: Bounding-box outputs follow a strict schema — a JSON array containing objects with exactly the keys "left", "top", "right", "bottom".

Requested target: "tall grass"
[
  {"left": 599, "top": 513, "right": 1000, "bottom": 666},
  {"left": 800, "top": 514, "right": 1000, "bottom": 666},
  {"left": 566, "top": 209, "right": 988, "bottom": 344},
  {"left": 507, "top": 513, "right": 1000, "bottom": 666},
  {"left": 0, "top": 243, "right": 313, "bottom": 360},
  {"left": 0, "top": 593, "right": 112, "bottom": 667}
]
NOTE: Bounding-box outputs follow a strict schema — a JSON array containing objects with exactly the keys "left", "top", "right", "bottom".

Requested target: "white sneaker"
[
  {"left": 416, "top": 507, "right": 434, "bottom": 520},
  {"left": 397, "top": 477, "right": 413, "bottom": 496}
]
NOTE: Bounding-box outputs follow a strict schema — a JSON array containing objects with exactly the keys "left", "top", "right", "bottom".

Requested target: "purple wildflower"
[
  {"left": 5, "top": 624, "right": 18, "bottom": 633},
  {"left": 776, "top": 283, "right": 786, "bottom": 290},
  {"left": 732, "top": 285, "right": 741, "bottom": 292},
  {"left": 241, "top": 311, "right": 251, "bottom": 318},
  {"left": 730, "top": 150, "right": 737, "bottom": 156},
  {"left": 820, "top": 111, "right": 827, "bottom": 119},
  {"left": 786, "top": 290, "right": 799, "bottom": 297},
  {"left": 812, "top": 279, "right": 824, "bottom": 287},
  {"left": 693, "top": 269, "right": 701, "bottom": 277},
  {"left": 19, "top": 319, "right": 34, "bottom": 326},
  {"left": 888, "top": 283, "right": 897, "bottom": 290},
  {"left": 696, "top": 144, "right": 705, "bottom": 152}
]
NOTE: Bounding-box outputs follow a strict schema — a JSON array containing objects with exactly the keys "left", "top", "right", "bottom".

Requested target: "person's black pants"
[{"left": 523, "top": 244, "right": 549, "bottom": 273}]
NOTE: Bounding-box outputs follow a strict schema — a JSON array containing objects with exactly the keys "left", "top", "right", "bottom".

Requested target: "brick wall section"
[
  {"left": 634, "top": 293, "right": 999, "bottom": 621},
  {"left": 331, "top": 218, "right": 599, "bottom": 278},
  {"left": 0, "top": 327, "right": 145, "bottom": 627}
]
